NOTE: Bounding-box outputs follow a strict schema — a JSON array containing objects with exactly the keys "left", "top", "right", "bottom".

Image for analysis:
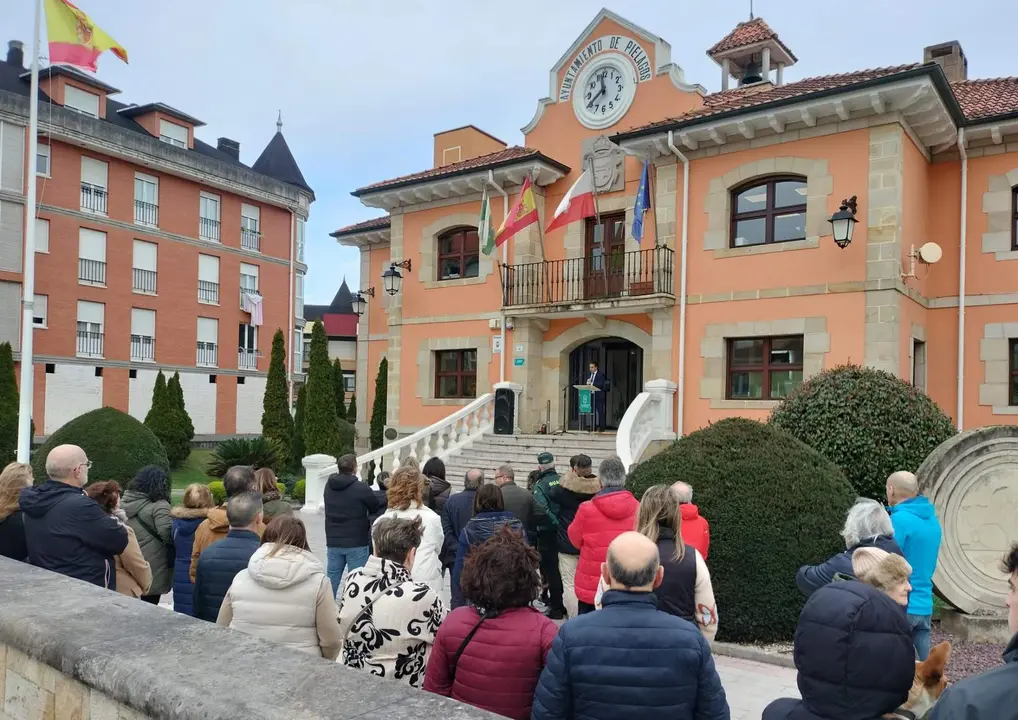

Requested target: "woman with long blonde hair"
[
  {"left": 598, "top": 484, "right": 718, "bottom": 641},
  {"left": 0, "top": 462, "right": 33, "bottom": 561},
  {"left": 372, "top": 465, "right": 445, "bottom": 594}
]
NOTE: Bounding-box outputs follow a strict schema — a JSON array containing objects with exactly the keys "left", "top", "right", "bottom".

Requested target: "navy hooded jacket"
[
  {"left": 19, "top": 480, "right": 128, "bottom": 590},
  {"left": 762, "top": 581, "right": 916, "bottom": 720},
  {"left": 192, "top": 529, "right": 260, "bottom": 622},
  {"left": 450, "top": 510, "right": 523, "bottom": 609},
  {"left": 531, "top": 590, "right": 730, "bottom": 720},
  {"left": 795, "top": 534, "right": 903, "bottom": 598}
]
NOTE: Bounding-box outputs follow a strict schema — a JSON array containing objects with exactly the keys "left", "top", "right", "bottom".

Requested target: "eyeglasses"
[{"left": 77, "top": 461, "right": 93, "bottom": 471}]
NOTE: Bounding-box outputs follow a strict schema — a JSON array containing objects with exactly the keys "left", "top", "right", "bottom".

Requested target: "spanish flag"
[
  {"left": 494, "top": 177, "right": 539, "bottom": 248},
  {"left": 45, "top": 0, "right": 128, "bottom": 72}
]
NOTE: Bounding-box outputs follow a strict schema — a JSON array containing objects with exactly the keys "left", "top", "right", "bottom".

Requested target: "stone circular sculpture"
[{"left": 916, "top": 425, "right": 1018, "bottom": 614}]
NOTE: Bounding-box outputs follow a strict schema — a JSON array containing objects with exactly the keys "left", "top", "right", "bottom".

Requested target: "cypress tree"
[
  {"left": 144, "top": 371, "right": 168, "bottom": 426},
  {"left": 168, "top": 372, "right": 194, "bottom": 442},
  {"left": 145, "top": 370, "right": 189, "bottom": 469},
  {"left": 303, "top": 322, "right": 341, "bottom": 457},
  {"left": 291, "top": 384, "right": 307, "bottom": 472},
  {"left": 369, "top": 357, "right": 387, "bottom": 451},
  {"left": 262, "top": 329, "right": 293, "bottom": 468},
  {"left": 346, "top": 394, "right": 357, "bottom": 423},
  {"left": 332, "top": 358, "right": 347, "bottom": 420},
  {"left": 0, "top": 342, "right": 20, "bottom": 464}
]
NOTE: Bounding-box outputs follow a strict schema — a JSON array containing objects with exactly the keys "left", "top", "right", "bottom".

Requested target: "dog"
[{"left": 884, "top": 641, "right": 952, "bottom": 720}]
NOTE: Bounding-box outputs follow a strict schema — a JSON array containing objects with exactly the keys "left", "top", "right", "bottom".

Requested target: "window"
[
  {"left": 912, "top": 340, "right": 927, "bottom": 391},
  {"left": 130, "top": 308, "right": 156, "bottom": 362},
  {"left": 293, "top": 329, "right": 303, "bottom": 371},
  {"left": 296, "top": 217, "right": 306, "bottom": 264},
  {"left": 78, "top": 228, "right": 106, "bottom": 285},
  {"left": 36, "top": 144, "right": 50, "bottom": 176},
  {"left": 198, "top": 254, "right": 220, "bottom": 304},
  {"left": 344, "top": 372, "right": 356, "bottom": 392},
  {"left": 0, "top": 121, "right": 25, "bottom": 193},
  {"left": 240, "top": 262, "right": 259, "bottom": 294},
  {"left": 239, "top": 323, "right": 258, "bottom": 369},
  {"left": 132, "top": 240, "right": 158, "bottom": 294},
  {"left": 1010, "top": 339, "right": 1018, "bottom": 406},
  {"left": 197, "top": 317, "right": 219, "bottom": 367},
  {"left": 199, "top": 192, "right": 221, "bottom": 242},
  {"left": 76, "top": 300, "right": 104, "bottom": 357},
  {"left": 159, "top": 119, "right": 187, "bottom": 148},
  {"left": 134, "top": 173, "right": 159, "bottom": 226},
  {"left": 80, "top": 157, "right": 108, "bottom": 214},
  {"left": 35, "top": 218, "right": 49, "bottom": 253},
  {"left": 437, "top": 227, "right": 480, "bottom": 280},
  {"left": 241, "top": 203, "right": 260, "bottom": 251},
  {"left": 32, "top": 294, "right": 47, "bottom": 327},
  {"left": 1011, "top": 188, "right": 1018, "bottom": 251},
  {"left": 64, "top": 85, "right": 99, "bottom": 118},
  {"left": 434, "top": 349, "right": 477, "bottom": 399},
  {"left": 730, "top": 176, "right": 807, "bottom": 248},
  {"left": 726, "top": 336, "right": 804, "bottom": 400},
  {"left": 295, "top": 272, "right": 304, "bottom": 320}
]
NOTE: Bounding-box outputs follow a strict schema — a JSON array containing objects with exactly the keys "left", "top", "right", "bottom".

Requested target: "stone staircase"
[{"left": 443, "top": 432, "right": 619, "bottom": 488}]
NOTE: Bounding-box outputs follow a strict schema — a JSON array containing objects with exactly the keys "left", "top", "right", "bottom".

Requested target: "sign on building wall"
[
  {"left": 558, "top": 34, "right": 653, "bottom": 102},
  {"left": 492, "top": 336, "right": 503, "bottom": 354}
]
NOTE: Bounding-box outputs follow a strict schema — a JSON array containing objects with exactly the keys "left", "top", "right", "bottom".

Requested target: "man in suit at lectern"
[{"left": 586, "top": 361, "right": 608, "bottom": 432}]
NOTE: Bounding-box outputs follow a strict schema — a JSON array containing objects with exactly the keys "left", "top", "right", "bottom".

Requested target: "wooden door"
[{"left": 584, "top": 212, "right": 626, "bottom": 299}]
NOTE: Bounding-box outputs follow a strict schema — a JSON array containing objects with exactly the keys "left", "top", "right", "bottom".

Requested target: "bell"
[{"left": 740, "top": 59, "right": 763, "bottom": 85}]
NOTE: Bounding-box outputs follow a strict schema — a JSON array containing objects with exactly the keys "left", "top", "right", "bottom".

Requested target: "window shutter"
[
  {"left": 64, "top": 86, "right": 99, "bottom": 117},
  {"left": 0, "top": 200, "right": 24, "bottom": 273},
  {"left": 197, "top": 317, "right": 218, "bottom": 344},
  {"left": 133, "top": 240, "right": 157, "bottom": 271},
  {"left": 77, "top": 300, "right": 104, "bottom": 325},
  {"left": 135, "top": 174, "right": 158, "bottom": 203},
  {"left": 159, "top": 120, "right": 187, "bottom": 145},
  {"left": 240, "top": 262, "right": 259, "bottom": 290},
  {"left": 200, "top": 193, "right": 220, "bottom": 221},
  {"left": 33, "top": 294, "right": 47, "bottom": 325},
  {"left": 35, "top": 218, "right": 49, "bottom": 253},
  {"left": 198, "top": 254, "right": 219, "bottom": 282},
  {"left": 78, "top": 228, "right": 106, "bottom": 262},
  {"left": 131, "top": 308, "right": 156, "bottom": 336},
  {"left": 81, "top": 157, "right": 108, "bottom": 188},
  {"left": 0, "top": 121, "right": 25, "bottom": 193},
  {"left": 241, "top": 203, "right": 260, "bottom": 222}
]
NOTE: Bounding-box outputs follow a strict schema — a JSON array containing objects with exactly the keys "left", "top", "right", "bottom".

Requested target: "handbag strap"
[
  {"left": 342, "top": 585, "right": 396, "bottom": 642},
  {"left": 449, "top": 609, "right": 499, "bottom": 683}
]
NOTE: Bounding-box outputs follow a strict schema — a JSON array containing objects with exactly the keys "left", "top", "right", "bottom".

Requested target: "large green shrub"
[
  {"left": 207, "top": 437, "right": 278, "bottom": 477},
  {"left": 0, "top": 341, "right": 21, "bottom": 465},
  {"left": 144, "top": 370, "right": 190, "bottom": 469},
  {"left": 627, "top": 417, "right": 854, "bottom": 643},
  {"left": 31, "top": 407, "right": 169, "bottom": 485},
  {"left": 303, "top": 322, "right": 341, "bottom": 457},
  {"left": 332, "top": 358, "right": 347, "bottom": 421},
  {"left": 293, "top": 479, "right": 306, "bottom": 503},
  {"left": 167, "top": 372, "right": 194, "bottom": 442},
  {"left": 290, "top": 384, "right": 307, "bottom": 473},
  {"left": 261, "top": 329, "right": 293, "bottom": 469},
  {"left": 207, "top": 480, "right": 226, "bottom": 505},
  {"left": 369, "top": 358, "right": 387, "bottom": 451},
  {"left": 769, "top": 364, "right": 957, "bottom": 499},
  {"left": 337, "top": 417, "right": 356, "bottom": 457}
]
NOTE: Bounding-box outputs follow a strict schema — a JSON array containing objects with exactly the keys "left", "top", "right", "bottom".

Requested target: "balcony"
[
  {"left": 241, "top": 228, "right": 261, "bottom": 252},
  {"left": 196, "top": 341, "right": 218, "bottom": 367},
  {"left": 238, "top": 348, "right": 258, "bottom": 370},
  {"left": 134, "top": 200, "right": 159, "bottom": 227},
  {"left": 199, "top": 217, "right": 220, "bottom": 243},
  {"left": 133, "top": 268, "right": 157, "bottom": 294},
  {"left": 130, "top": 334, "right": 155, "bottom": 362},
  {"left": 76, "top": 330, "right": 103, "bottom": 358},
  {"left": 500, "top": 246, "right": 675, "bottom": 317},
  {"left": 239, "top": 286, "right": 260, "bottom": 311},
  {"left": 78, "top": 258, "right": 106, "bottom": 286},
  {"left": 80, "top": 183, "right": 107, "bottom": 214},
  {"left": 198, "top": 280, "right": 219, "bottom": 304}
]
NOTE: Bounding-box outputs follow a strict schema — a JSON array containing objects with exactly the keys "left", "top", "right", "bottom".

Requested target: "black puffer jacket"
[
  {"left": 795, "top": 534, "right": 904, "bottom": 597},
  {"left": 323, "top": 472, "right": 386, "bottom": 549},
  {"left": 762, "top": 581, "right": 915, "bottom": 720},
  {"left": 547, "top": 471, "right": 599, "bottom": 555}
]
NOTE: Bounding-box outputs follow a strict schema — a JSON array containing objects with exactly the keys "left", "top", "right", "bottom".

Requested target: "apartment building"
[
  {"left": 336, "top": 9, "right": 1018, "bottom": 441},
  {"left": 0, "top": 40, "right": 313, "bottom": 437}
]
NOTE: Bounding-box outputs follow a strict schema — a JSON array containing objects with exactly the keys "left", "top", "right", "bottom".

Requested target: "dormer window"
[
  {"left": 159, "top": 120, "right": 187, "bottom": 148},
  {"left": 64, "top": 85, "right": 99, "bottom": 118}
]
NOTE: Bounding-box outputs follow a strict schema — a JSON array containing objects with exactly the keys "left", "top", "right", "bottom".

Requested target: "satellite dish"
[
  {"left": 918, "top": 242, "right": 942, "bottom": 264},
  {"left": 384, "top": 427, "right": 398, "bottom": 441}
]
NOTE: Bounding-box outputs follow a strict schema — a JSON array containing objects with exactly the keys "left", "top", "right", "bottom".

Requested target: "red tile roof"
[
  {"left": 951, "top": 78, "right": 1018, "bottom": 121},
  {"left": 353, "top": 146, "right": 568, "bottom": 195},
  {"left": 331, "top": 216, "right": 391, "bottom": 236},
  {"left": 707, "top": 17, "right": 797, "bottom": 62}
]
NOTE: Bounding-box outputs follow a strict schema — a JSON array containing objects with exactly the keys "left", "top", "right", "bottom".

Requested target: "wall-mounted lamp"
[
  {"left": 351, "top": 287, "right": 374, "bottom": 317},
  {"left": 382, "top": 259, "right": 412, "bottom": 296},
  {"left": 829, "top": 196, "right": 858, "bottom": 249}
]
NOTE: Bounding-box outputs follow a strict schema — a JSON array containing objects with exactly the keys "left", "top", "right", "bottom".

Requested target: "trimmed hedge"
[
  {"left": 770, "top": 364, "right": 957, "bottom": 499},
  {"left": 626, "top": 417, "right": 854, "bottom": 642},
  {"left": 303, "top": 322, "right": 341, "bottom": 457},
  {"left": 293, "top": 479, "right": 306, "bottom": 503},
  {"left": 207, "top": 480, "right": 226, "bottom": 505},
  {"left": 31, "top": 407, "right": 169, "bottom": 486}
]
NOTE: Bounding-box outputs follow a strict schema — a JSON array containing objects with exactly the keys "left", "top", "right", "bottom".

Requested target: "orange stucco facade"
[{"left": 338, "top": 10, "right": 1018, "bottom": 443}]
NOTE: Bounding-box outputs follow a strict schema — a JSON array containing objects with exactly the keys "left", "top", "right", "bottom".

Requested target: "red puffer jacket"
[
  {"left": 568, "top": 488, "right": 640, "bottom": 604},
  {"left": 423, "top": 606, "right": 558, "bottom": 720}
]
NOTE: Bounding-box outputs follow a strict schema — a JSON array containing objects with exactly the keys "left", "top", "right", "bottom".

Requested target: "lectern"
[{"left": 573, "top": 384, "right": 601, "bottom": 433}]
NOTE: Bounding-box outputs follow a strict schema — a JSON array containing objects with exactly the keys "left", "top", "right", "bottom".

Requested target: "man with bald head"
[
  {"left": 532, "top": 532, "right": 729, "bottom": 720},
  {"left": 19, "top": 444, "right": 128, "bottom": 589},
  {"left": 887, "top": 469, "right": 942, "bottom": 660}
]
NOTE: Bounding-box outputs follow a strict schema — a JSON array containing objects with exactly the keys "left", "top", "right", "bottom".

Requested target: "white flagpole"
[{"left": 17, "top": 0, "right": 43, "bottom": 462}]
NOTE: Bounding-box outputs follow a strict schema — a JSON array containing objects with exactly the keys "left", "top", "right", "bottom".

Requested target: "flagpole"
[
  {"left": 586, "top": 157, "right": 609, "bottom": 296},
  {"left": 16, "top": 0, "right": 43, "bottom": 462}
]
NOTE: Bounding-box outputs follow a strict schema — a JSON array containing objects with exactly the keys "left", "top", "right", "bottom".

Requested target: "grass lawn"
[{"left": 171, "top": 449, "right": 214, "bottom": 489}]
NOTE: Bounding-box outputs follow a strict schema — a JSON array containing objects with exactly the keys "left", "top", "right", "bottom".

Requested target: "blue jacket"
[
  {"left": 450, "top": 510, "right": 523, "bottom": 609},
  {"left": 192, "top": 529, "right": 260, "bottom": 622},
  {"left": 531, "top": 591, "right": 730, "bottom": 720},
  {"left": 170, "top": 509, "right": 207, "bottom": 616},
  {"left": 930, "top": 633, "right": 1018, "bottom": 720},
  {"left": 19, "top": 480, "right": 128, "bottom": 590},
  {"left": 440, "top": 489, "right": 476, "bottom": 569},
  {"left": 888, "top": 496, "right": 942, "bottom": 615},
  {"left": 795, "top": 534, "right": 904, "bottom": 598},
  {"left": 763, "top": 581, "right": 915, "bottom": 720}
]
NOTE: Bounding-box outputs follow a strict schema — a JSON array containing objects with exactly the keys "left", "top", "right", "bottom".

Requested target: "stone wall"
[{"left": 0, "top": 558, "right": 493, "bottom": 720}]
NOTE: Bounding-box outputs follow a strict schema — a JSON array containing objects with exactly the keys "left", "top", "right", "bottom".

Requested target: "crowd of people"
[{"left": 0, "top": 443, "right": 1016, "bottom": 719}]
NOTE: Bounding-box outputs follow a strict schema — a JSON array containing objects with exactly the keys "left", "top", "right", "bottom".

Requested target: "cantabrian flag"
[
  {"left": 479, "top": 186, "right": 496, "bottom": 256},
  {"left": 45, "top": 0, "right": 128, "bottom": 72},
  {"left": 494, "top": 177, "right": 538, "bottom": 248}
]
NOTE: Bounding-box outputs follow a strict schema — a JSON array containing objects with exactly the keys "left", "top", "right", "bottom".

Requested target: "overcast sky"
[{"left": 4, "top": 0, "right": 1012, "bottom": 302}]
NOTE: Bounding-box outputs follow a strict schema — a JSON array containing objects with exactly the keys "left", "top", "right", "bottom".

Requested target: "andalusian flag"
[
  {"left": 479, "top": 186, "right": 496, "bottom": 256},
  {"left": 494, "top": 177, "right": 538, "bottom": 249},
  {"left": 45, "top": 0, "right": 128, "bottom": 72}
]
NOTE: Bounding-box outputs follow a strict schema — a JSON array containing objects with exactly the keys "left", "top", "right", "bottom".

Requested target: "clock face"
[{"left": 572, "top": 56, "right": 636, "bottom": 130}]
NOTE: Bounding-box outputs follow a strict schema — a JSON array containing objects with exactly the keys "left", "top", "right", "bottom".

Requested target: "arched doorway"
[{"left": 567, "top": 337, "right": 644, "bottom": 431}]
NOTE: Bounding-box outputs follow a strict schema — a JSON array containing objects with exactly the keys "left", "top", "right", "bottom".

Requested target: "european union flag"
[{"left": 632, "top": 159, "right": 651, "bottom": 243}]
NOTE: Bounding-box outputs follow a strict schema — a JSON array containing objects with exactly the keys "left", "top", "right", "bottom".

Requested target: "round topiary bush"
[
  {"left": 769, "top": 364, "right": 957, "bottom": 500},
  {"left": 626, "top": 417, "right": 855, "bottom": 643},
  {"left": 31, "top": 408, "right": 169, "bottom": 486},
  {"left": 292, "top": 479, "right": 306, "bottom": 503},
  {"left": 207, "top": 480, "right": 226, "bottom": 506}
]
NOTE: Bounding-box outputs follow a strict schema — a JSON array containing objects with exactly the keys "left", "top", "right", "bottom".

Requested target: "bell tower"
[{"left": 707, "top": 17, "right": 797, "bottom": 90}]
